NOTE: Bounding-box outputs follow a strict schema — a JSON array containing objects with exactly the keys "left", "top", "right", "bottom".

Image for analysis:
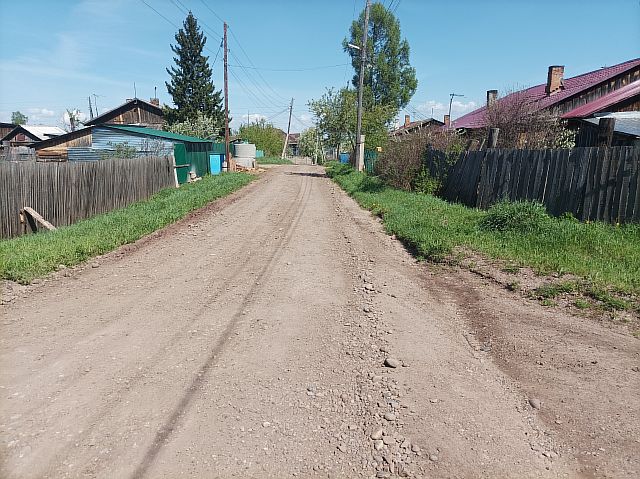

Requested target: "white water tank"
[{"left": 234, "top": 143, "right": 256, "bottom": 168}]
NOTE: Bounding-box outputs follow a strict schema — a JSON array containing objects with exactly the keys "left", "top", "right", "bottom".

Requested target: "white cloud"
[
  {"left": 27, "top": 108, "right": 56, "bottom": 122},
  {"left": 412, "top": 99, "right": 478, "bottom": 120}
]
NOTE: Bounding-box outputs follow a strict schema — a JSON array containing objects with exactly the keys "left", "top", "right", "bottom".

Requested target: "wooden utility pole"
[
  {"left": 355, "top": 0, "right": 371, "bottom": 171},
  {"left": 281, "top": 98, "right": 294, "bottom": 160},
  {"left": 224, "top": 22, "right": 232, "bottom": 171}
]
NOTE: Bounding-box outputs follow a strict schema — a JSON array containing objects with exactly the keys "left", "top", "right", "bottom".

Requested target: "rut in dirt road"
[{"left": 1, "top": 164, "right": 638, "bottom": 479}]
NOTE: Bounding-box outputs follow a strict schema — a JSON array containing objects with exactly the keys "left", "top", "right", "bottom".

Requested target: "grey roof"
[{"left": 585, "top": 112, "right": 640, "bottom": 137}]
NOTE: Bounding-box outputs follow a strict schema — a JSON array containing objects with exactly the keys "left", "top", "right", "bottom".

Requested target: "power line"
[
  {"left": 227, "top": 63, "right": 349, "bottom": 72},
  {"left": 227, "top": 27, "right": 289, "bottom": 103},
  {"left": 139, "top": 0, "right": 179, "bottom": 28},
  {"left": 228, "top": 50, "right": 285, "bottom": 107},
  {"left": 199, "top": 0, "right": 226, "bottom": 24}
]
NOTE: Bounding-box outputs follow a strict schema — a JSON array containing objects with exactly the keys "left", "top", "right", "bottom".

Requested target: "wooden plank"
[
  {"left": 616, "top": 147, "right": 633, "bottom": 223},
  {"left": 627, "top": 147, "right": 640, "bottom": 222},
  {"left": 596, "top": 147, "right": 612, "bottom": 222},
  {"left": 20, "top": 207, "right": 57, "bottom": 232}
]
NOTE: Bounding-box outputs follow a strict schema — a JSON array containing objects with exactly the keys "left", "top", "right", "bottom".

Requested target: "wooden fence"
[
  {"left": 441, "top": 146, "right": 640, "bottom": 223},
  {"left": 0, "top": 156, "right": 175, "bottom": 239}
]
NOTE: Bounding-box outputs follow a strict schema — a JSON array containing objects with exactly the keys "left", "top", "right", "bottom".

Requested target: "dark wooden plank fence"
[
  {"left": 439, "top": 146, "right": 640, "bottom": 223},
  {"left": 0, "top": 157, "right": 175, "bottom": 239}
]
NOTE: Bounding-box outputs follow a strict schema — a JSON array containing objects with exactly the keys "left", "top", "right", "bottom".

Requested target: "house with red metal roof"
[{"left": 452, "top": 58, "right": 640, "bottom": 133}]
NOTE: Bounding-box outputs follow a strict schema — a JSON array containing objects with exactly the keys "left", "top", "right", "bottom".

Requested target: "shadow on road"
[{"left": 285, "top": 171, "right": 327, "bottom": 178}]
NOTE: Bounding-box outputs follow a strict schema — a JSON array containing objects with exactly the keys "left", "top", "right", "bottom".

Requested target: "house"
[
  {"left": 84, "top": 97, "right": 164, "bottom": 129},
  {"left": 452, "top": 58, "right": 640, "bottom": 132},
  {"left": 0, "top": 122, "right": 16, "bottom": 139},
  {"left": 34, "top": 125, "right": 221, "bottom": 184},
  {"left": 391, "top": 115, "right": 445, "bottom": 137},
  {"left": 287, "top": 132, "right": 300, "bottom": 156},
  {"left": 1, "top": 124, "right": 65, "bottom": 146}
]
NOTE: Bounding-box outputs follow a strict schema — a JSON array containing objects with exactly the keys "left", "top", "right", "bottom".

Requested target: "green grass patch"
[
  {"left": 532, "top": 281, "right": 578, "bottom": 299},
  {"left": 574, "top": 299, "right": 590, "bottom": 309},
  {"left": 256, "top": 156, "right": 292, "bottom": 165},
  {"left": 326, "top": 162, "right": 640, "bottom": 296},
  {"left": 0, "top": 173, "right": 255, "bottom": 284}
]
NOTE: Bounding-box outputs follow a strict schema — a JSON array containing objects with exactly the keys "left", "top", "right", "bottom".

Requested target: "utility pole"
[
  {"left": 88, "top": 97, "right": 94, "bottom": 120},
  {"left": 281, "top": 98, "right": 294, "bottom": 160},
  {"left": 224, "top": 22, "right": 232, "bottom": 171},
  {"left": 448, "top": 93, "right": 464, "bottom": 118},
  {"left": 355, "top": 0, "right": 371, "bottom": 172}
]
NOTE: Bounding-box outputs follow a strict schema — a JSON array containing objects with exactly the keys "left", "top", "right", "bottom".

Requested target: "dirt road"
[{"left": 1, "top": 165, "right": 638, "bottom": 478}]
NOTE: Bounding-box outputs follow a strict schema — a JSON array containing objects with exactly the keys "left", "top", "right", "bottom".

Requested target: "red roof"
[
  {"left": 452, "top": 58, "right": 640, "bottom": 129},
  {"left": 562, "top": 80, "right": 640, "bottom": 119}
]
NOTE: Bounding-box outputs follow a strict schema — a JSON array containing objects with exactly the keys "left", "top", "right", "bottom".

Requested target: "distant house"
[
  {"left": 0, "top": 122, "right": 16, "bottom": 139},
  {"left": 1, "top": 124, "right": 65, "bottom": 146},
  {"left": 34, "top": 124, "right": 219, "bottom": 183},
  {"left": 391, "top": 115, "right": 445, "bottom": 137},
  {"left": 452, "top": 58, "right": 640, "bottom": 134},
  {"left": 287, "top": 132, "right": 300, "bottom": 156},
  {"left": 84, "top": 97, "right": 164, "bottom": 129}
]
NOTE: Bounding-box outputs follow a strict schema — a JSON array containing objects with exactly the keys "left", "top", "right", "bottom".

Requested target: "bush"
[
  {"left": 480, "top": 200, "right": 551, "bottom": 233},
  {"left": 375, "top": 129, "right": 465, "bottom": 192}
]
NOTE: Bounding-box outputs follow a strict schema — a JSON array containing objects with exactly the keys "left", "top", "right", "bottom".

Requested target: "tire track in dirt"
[{"left": 130, "top": 172, "right": 314, "bottom": 478}]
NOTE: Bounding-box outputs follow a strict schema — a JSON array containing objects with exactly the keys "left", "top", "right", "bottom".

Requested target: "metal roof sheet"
[
  {"left": 562, "top": 80, "right": 640, "bottom": 118},
  {"left": 106, "top": 125, "right": 213, "bottom": 143},
  {"left": 452, "top": 58, "right": 640, "bottom": 129},
  {"left": 584, "top": 116, "right": 640, "bottom": 137}
]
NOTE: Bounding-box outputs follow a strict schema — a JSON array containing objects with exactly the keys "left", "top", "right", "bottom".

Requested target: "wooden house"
[
  {"left": 84, "top": 98, "right": 164, "bottom": 129},
  {"left": 1, "top": 124, "right": 65, "bottom": 146},
  {"left": 0, "top": 122, "right": 16, "bottom": 140},
  {"left": 391, "top": 115, "right": 445, "bottom": 137},
  {"left": 452, "top": 58, "right": 640, "bottom": 131}
]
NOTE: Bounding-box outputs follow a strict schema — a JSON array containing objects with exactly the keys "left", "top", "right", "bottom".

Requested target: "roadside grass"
[
  {"left": 0, "top": 172, "right": 255, "bottom": 284},
  {"left": 326, "top": 162, "right": 640, "bottom": 301},
  {"left": 256, "top": 156, "right": 292, "bottom": 165}
]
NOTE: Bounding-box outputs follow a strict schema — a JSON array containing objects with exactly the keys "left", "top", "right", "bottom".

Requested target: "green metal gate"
[{"left": 174, "top": 143, "right": 189, "bottom": 184}]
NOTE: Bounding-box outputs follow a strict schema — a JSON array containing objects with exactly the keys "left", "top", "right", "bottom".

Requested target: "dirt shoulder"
[{"left": 1, "top": 165, "right": 638, "bottom": 478}]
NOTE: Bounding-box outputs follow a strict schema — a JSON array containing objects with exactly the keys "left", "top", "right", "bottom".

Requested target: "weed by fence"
[
  {"left": 0, "top": 156, "right": 175, "bottom": 238},
  {"left": 441, "top": 146, "right": 639, "bottom": 223}
]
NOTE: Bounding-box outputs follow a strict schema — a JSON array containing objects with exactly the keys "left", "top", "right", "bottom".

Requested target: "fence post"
[
  {"left": 488, "top": 128, "right": 500, "bottom": 148},
  {"left": 597, "top": 118, "right": 615, "bottom": 147}
]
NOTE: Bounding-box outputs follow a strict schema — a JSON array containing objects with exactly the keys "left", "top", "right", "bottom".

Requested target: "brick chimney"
[
  {"left": 486, "top": 89, "right": 498, "bottom": 108},
  {"left": 404, "top": 114, "right": 411, "bottom": 127},
  {"left": 546, "top": 65, "right": 564, "bottom": 95},
  {"left": 444, "top": 114, "right": 450, "bottom": 127},
  {"left": 149, "top": 97, "right": 160, "bottom": 106}
]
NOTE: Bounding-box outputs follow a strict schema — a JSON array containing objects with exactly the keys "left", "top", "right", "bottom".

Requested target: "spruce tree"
[{"left": 166, "top": 12, "right": 224, "bottom": 125}]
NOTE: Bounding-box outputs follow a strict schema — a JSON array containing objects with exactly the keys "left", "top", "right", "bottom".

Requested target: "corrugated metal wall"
[{"left": 92, "top": 127, "right": 174, "bottom": 156}]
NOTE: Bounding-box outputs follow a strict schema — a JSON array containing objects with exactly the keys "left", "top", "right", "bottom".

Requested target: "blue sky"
[{"left": 1, "top": 0, "right": 639, "bottom": 132}]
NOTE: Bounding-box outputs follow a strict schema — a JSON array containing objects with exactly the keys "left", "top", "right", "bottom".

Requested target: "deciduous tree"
[
  {"left": 344, "top": 2, "right": 417, "bottom": 112},
  {"left": 11, "top": 111, "right": 27, "bottom": 125}
]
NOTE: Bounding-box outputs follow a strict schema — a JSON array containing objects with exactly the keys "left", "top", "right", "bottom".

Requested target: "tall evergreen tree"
[{"left": 166, "top": 12, "right": 224, "bottom": 125}]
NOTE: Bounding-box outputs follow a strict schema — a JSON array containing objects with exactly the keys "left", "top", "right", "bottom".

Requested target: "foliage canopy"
[
  {"left": 238, "top": 119, "right": 284, "bottom": 157},
  {"left": 344, "top": 2, "right": 417, "bottom": 112}
]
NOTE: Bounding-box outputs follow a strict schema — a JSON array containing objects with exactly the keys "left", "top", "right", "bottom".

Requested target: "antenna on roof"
[
  {"left": 134, "top": 82, "right": 137, "bottom": 99},
  {"left": 154, "top": 86, "right": 157, "bottom": 98}
]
